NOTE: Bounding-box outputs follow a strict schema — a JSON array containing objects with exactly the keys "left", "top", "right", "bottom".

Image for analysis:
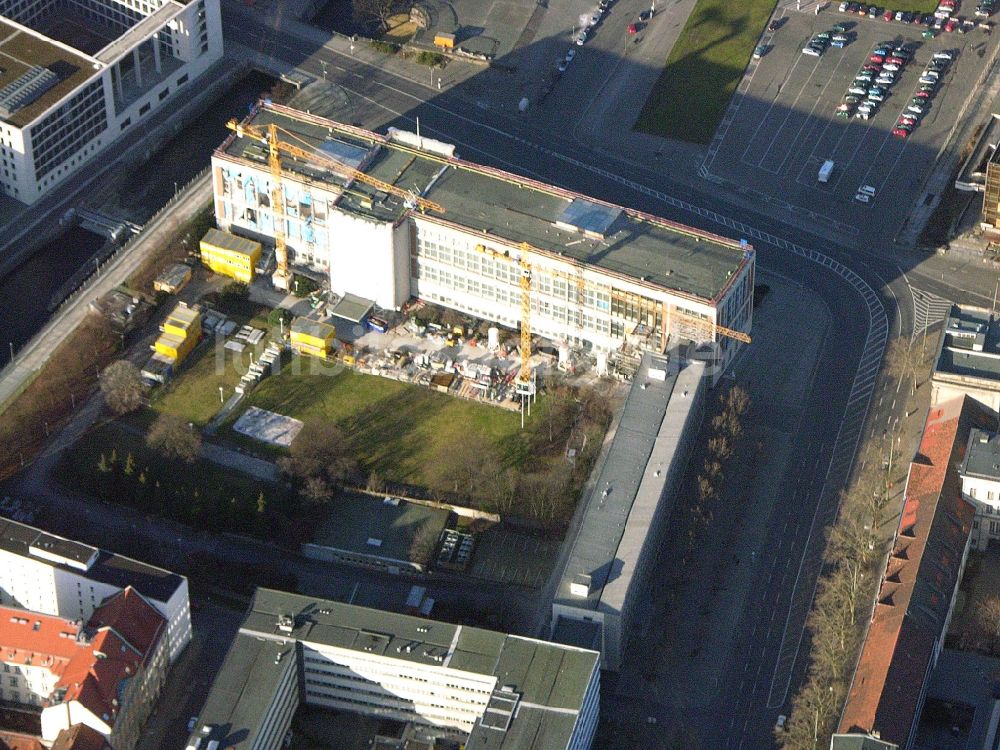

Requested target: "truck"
[{"left": 818, "top": 160, "right": 835, "bottom": 183}]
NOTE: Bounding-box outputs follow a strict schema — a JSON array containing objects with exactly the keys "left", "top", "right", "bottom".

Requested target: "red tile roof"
[
  {"left": 0, "top": 586, "right": 165, "bottom": 728},
  {"left": 0, "top": 731, "right": 45, "bottom": 750},
  {"left": 838, "top": 396, "right": 994, "bottom": 746},
  {"left": 50, "top": 724, "right": 112, "bottom": 750}
]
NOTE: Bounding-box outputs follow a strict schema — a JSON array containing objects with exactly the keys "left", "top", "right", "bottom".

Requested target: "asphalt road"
[
  {"left": 217, "top": 11, "right": 937, "bottom": 747},
  {"left": 4, "top": 2, "right": 984, "bottom": 746},
  {"left": 213, "top": 3, "right": 1000, "bottom": 745}
]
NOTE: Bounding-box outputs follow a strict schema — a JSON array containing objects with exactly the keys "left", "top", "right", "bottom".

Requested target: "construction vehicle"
[{"left": 225, "top": 118, "right": 445, "bottom": 290}]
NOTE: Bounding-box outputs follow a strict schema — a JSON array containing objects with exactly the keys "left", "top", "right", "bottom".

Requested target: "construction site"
[{"left": 211, "top": 102, "right": 755, "bottom": 394}]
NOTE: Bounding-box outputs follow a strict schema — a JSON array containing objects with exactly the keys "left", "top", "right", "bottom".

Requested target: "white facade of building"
[
  {"left": 0, "top": 519, "right": 191, "bottom": 662},
  {"left": 959, "top": 428, "right": 1000, "bottom": 549},
  {"left": 212, "top": 106, "right": 753, "bottom": 382},
  {"left": 0, "top": 0, "right": 223, "bottom": 204}
]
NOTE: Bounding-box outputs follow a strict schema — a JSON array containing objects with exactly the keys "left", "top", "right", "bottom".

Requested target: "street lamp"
[
  {"left": 219, "top": 386, "right": 225, "bottom": 403},
  {"left": 321, "top": 60, "right": 328, "bottom": 80},
  {"left": 8, "top": 341, "right": 13, "bottom": 364}
]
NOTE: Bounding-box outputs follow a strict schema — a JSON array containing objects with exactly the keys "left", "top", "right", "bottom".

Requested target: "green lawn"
[
  {"left": 635, "top": 0, "right": 777, "bottom": 143},
  {"left": 150, "top": 312, "right": 273, "bottom": 426},
  {"left": 227, "top": 365, "right": 524, "bottom": 488}
]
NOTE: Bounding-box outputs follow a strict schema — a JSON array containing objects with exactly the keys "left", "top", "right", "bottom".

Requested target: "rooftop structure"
[
  {"left": 0, "top": 0, "right": 223, "bottom": 205},
  {"left": 0, "top": 587, "right": 168, "bottom": 750},
  {"left": 960, "top": 427, "right": 1000, "bottom": 481},
  {"left": 301, "top": 492, "right": 450, "bottom": 573},
  {"left": 188, "top": 588, "right": 601, "bottom": 750},
  {"left": 0, "top": 516, "right": 191, "bottom": 662},
  {"left": 932, "top": 305, "right": 1000, "bottom": 411},
  {"left": 830, "top": 735, "right": 899, "bottom": 750},
  {"left": 213, "top": 103, "right": 754, "bottom": 381},
  {"left": 838, "top": 396, "right": 993, "bottom": 747},
  {"left": 550, "top": 351, "right": 706, "bottom": 671}
]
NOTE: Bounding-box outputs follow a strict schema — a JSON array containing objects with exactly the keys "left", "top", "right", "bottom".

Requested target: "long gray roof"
[
  {"left": 217, "top": 103, "right": 751, "bottom": 303},
  {"left": 192, "top": 588, "right": 599, "bottom": 750},
  {"left": 553, "top": 352, "right": 704, "bottom": 614}
]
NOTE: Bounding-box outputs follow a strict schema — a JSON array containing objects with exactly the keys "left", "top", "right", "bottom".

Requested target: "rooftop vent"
[
  {"left": 0, "top": 66, "right": 60, "bottom": 119},
  {"left": 276, "top": 615, "right": 295, "bottom": 633}
]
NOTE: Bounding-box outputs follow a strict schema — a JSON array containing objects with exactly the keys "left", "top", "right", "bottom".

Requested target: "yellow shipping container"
[
  {"left": 200, "top": 228, "right": 262, "bottom": 283},
  {"left": 162, "top": 302, "right": 201, "bottom": 340},
  {"left": 290, "top": 317, "right": 336, "bottom": 359},
  {"left": 153, "top": 331, "right": 197, "bottom": 364}
]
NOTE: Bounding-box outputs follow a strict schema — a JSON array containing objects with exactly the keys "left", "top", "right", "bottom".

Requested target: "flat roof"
[
  {"left": 933, "top": 305, "right": 1000, "bottom": 385},
  {"left": 0, "top": 18, "right": 100, "bottom": 128},
  {"left": 960, "top": 427, "right": 1000, "bottom": 480},
  {"left": 94, "top": 2, "right": 183, "bottom": 65},
  {"left": 312, "top": 493, "right": 449, "bottom": 564},
  {"left": 201, "top": 227, "right": 262, "bottom": 256},
  {"left": 218, "top": 103, "right": 750, "bottom": 304},
  {"left": 290, "top": 316, "right": 336, "bottom": 339},
  {"left": 553, "top": 352, "right": 704, "bottom": 615},
  {"left": 329, "top": 293, "right": 374, "bottom": 323},
  {"left": 192, "top": 588, "right": 599, "bottom": 750},
  {"left": 0, "top": 516, "right": 184, "bottom": 603}
]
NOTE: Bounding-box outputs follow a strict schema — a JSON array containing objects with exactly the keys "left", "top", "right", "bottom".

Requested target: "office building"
[
  {"left": 187, "top": 588, "right": 601, "bottom": 750},
  {"left": 549, "top": 351, "right": 706, "bottom": 671},
  {"left": 0, "top": 517, "right": 191, "bottom": 663},
  {"left": 0, "top": 0, "right": 223, "bottom": 204},
  {"left": 212, "top": 103, "right": 754, "bottom": 381},
  {"left": 932, "top": 305, "right": 1000, "bottom": 411}
]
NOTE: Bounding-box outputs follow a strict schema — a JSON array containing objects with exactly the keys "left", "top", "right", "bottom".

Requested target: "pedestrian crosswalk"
[{"left": 911, "top": 289, "right": 953, "bottom": 337}]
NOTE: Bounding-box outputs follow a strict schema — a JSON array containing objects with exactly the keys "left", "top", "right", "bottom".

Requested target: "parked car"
[
  {"left": 768, "top": 18, "right": 782, "bottom": 30},
  {"left": 892, "top": 127, "right": 911, "bottom": 137},
  {"left": 945, "top": 17, "right": 959, "bottom": 30},
  {"left": 803, "top": 44, "right": 823, "bottom": 56},
  {"left": 848, "top": 84, "right": 869, "bottom": 94},
  {"left": 907, "top": 102, "right": 926, "bottom": 113},
  {"left": 840, "top": 0, "right": 850, "bottom": 10},
  {"left": 923, "top": 26, "right": 939, "bottom": 35},
  {"left": 883, "top": 9, "right": 895, "bottom": 20},
  {"left": 934, "top": 49, "right": 955, "bottom": 59},
  {"left": 753, "top": 44, "right": 768, "bottom": 59}
]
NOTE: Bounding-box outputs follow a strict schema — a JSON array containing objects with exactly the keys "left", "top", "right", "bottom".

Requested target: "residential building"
[
  {"left": 187, "top": 588, "right": 601, "bottom": 750},
  {"left": 0, "top": 587, "right": 168, "bottom": 750},
  {"left": 212, "top": 102, "right": 754, "bottom": 382},
  {"left": 199, "top": 228, "right": 261, "bottom": 283},
  {"left": 837, "top": 396, "right": 995, "bottom": 748},
  {"left": 958, "top": 427, "right": 1000, "bottom": 548},
  {"left": 550, "top": 351, "right": 706, "bottom": 671},
  {"left": 0, "top": 517, "right": 191, "bottom": 662},
  {"left": 932, "top": 305, "right": 1000, "bottom": 411},
  {"left": 0, "top": 0, "right": 223, "bottom": 205}
]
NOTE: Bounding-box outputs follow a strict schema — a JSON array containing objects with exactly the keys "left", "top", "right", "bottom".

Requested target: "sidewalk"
[{"left": 0, "top": 174, "right": 213, "bottom": 415}]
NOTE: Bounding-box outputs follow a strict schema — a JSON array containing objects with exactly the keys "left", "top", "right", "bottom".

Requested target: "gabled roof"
[
  {"left": 0, "top": 731, "right": 45, "bottom": 750},
  {"left": 0, "top": 587, "right": 165, "bottom": 729},
  {"left": 50, "top": 725, "right": 112, "bottom": 750},
  {"left": 838, "top": 396, "right": 994, "bottom": 746}
]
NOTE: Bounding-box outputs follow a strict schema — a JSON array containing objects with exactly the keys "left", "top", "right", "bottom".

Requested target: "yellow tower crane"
[
  {"left": 225, "top": 118, "right": 446, "bottom": 288},
  {"left": 475, "top": 243, "right": 533, "bottom": 386}
]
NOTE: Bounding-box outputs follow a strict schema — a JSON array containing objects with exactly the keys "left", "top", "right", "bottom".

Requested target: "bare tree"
[
  {"left": 976, "top": 597, "right": 1000, "bottom": 653},
  {"left": 279, "top": 421, "right": 356, "bottom": 487},
  {"left": 100, "top": 360, "right": 144, "bottom": 415},
  {"left": 408, "top": 522, "right": 440, "bottom": 564},
  {"left": 146, "top": 414, "right": 201, "bottom": 463},
  {"left": 302, "top": 476, "right": 333, "bottom": 503}
]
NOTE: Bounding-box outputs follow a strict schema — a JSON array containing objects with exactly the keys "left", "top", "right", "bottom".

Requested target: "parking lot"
[{"left": 703, "top": 4, "right": 999, "bottom": 242}]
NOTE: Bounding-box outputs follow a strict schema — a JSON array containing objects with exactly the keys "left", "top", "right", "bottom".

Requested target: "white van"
[{"left": 818, "top": 159, "right": 835, "bottom": 183}]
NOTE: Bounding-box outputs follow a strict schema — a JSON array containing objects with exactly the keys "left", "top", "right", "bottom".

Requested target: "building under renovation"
[
  {"left": 0, "top": 0, "right": 223, "bottom": 204},
  {"left": 212, "top": 102, "right": 754, "bottom": 379}
]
